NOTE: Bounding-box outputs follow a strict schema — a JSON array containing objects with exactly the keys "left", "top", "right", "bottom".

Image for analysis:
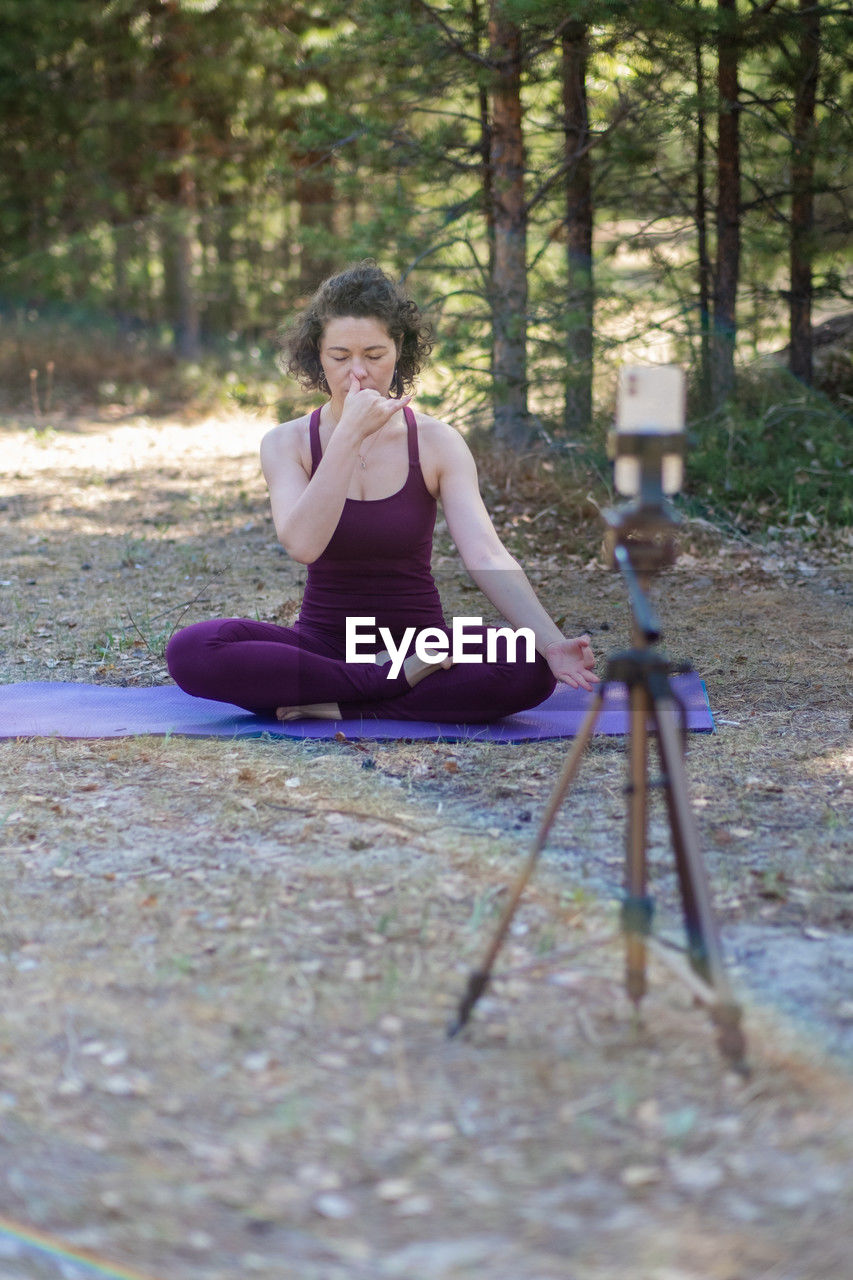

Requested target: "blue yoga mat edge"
[{"left": 0, "top": 677, "right": 715, "bottom": 742}]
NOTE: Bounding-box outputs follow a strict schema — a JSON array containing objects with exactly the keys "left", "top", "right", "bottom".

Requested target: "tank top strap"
[
  {"left": 309, "top": 407, "right": 323, "bottom": 476},
  {"left": 404, "top": 405, "right": 420, "bottom": 467}
]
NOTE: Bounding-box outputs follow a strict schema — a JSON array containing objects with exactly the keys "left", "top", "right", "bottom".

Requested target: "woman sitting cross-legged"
[{"left": 166, "top": 261, "right": 599, "bottom": 723}]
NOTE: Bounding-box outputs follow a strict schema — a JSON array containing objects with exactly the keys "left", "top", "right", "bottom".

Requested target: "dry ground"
[{"left": 0, "top": 408, "right": 851, "bottom": 1280}]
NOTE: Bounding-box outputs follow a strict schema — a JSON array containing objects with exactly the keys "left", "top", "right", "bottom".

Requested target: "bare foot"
[
  {"left": 402, "top": 651, "right": 453, "bottom": 688},
  {"left": 276, "top": 702, "right": 341, "bottom": 721},
  {"left": 374, "top": 646, "right": 452, "bottom": 688}
]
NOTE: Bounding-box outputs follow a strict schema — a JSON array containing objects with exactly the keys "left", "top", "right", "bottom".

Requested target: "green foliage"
[
  {"left": 1, "top": 0, "right": 850, "bottom": 528},
  {"left": 685, "top": 368, "right": 853, "bottom": 529}
]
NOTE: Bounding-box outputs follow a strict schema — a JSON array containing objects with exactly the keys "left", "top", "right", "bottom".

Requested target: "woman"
[{"left": 166, "top": 262, "right": 598, "bottom": 722}]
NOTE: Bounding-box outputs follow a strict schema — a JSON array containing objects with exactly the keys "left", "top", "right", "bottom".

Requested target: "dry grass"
[{"left": 0, "top": 406, "right": 851, "bottom": 1279}]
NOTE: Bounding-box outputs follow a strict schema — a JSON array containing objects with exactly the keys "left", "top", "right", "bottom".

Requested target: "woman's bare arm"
[
  {"left": 432, "top": 426, "right": 598, "bottom": 689},
  {"left": 261, "top": 374, "right": 410, "bottom": 564}
]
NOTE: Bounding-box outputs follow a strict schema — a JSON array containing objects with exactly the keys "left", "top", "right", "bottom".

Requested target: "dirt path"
[{"left": 0, "top": 410, "right": 851, "bottom": 1279}]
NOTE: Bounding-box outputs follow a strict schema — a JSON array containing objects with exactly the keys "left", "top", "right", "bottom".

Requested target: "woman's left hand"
[{"left": 543, "top": 635, "right": 600, "bottom": 690}]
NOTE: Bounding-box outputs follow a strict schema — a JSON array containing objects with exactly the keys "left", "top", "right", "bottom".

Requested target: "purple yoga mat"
[{"left": 0, "top": 676, "right": 713, "bottom": 742}]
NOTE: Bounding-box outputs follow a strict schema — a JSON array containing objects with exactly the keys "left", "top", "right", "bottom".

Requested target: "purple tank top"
[{"left": 296, "top": 406, "right": 446, "bottom": 644}]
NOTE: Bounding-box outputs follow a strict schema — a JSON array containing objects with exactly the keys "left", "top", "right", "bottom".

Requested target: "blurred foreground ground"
[{"left": 0, "top": 409, "right": 850, "bottom": 1279}]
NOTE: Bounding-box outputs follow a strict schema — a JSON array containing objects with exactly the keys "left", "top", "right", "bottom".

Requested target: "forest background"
[{"left": 0, "top": 0, "right": 850, "bottom": 530}]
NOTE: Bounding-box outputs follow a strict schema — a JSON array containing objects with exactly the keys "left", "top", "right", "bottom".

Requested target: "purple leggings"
[{"left": 166, "top": 618, "right": 555, "bottom": 723}]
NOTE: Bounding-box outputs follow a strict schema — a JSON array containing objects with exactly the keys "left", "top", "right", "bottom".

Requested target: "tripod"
[{"left": 448, "top": 529, "right": 749, "bottom": 1075}]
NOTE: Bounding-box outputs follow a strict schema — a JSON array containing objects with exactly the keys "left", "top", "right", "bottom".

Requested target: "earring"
[{"left": 318, "top": 371, "right": 330, "bottom": 395}]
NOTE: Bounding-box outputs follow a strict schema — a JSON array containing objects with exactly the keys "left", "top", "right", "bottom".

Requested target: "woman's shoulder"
[
  {"left": 261, "top": 411, "right": 312, "bottom": 455},
  {"left": 412, "top": 409, "right": 470, "bottom": 455},
  {"left": 411, "top": 407, "right": 476, "bottom": 495},
  {"left": 260, "top": 411, "right": 315, "bottom": 476}
]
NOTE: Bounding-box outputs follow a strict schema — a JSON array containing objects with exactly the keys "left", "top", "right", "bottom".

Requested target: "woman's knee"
[
  {"left": 528, "top": 654, "right": 557, "bottom": 703},
  {"left": 470, "top": 654, "right": 554, "bottom": 719},
  {"left": 165, "top": 621, "right": 220, "bottom": 692},
  {"left": 165, "top": 627, "right": 193, "bottom": 688},
  {"left": 491, "top": 654, "right": 555, "bottom": 716}
]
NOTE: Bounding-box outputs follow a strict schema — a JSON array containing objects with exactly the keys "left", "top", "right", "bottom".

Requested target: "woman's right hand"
[
  {"left": 339, "top": 371, "right": 410, "bottom": 442},
  {"left": 262, "top": 374, "right": 411, "bottom": 564}
]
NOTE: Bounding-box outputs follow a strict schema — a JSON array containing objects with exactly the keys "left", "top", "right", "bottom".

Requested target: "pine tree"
[
  {"left": 487, "top": 3, "right": 529, "bottom": 440},
  {"left": 711, "top": 0, "right": 741, "bottom": 405},
  {"left": 561, "top": 19, "right": 593, "bottom": 434},
  {"left": 788, "top": 0, "right": 821, "bottom": 382}
]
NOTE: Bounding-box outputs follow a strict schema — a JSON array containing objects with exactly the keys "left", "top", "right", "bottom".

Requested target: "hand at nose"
[{"left": 342, "top": 370, "right": 410, "bottom": 436}]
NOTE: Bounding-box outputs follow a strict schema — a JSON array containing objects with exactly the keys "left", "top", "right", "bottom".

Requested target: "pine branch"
[
  {"left": 411, "top": 0, "right": 496, "bottom": 68},
  {"left": 744, "top": 0, "right": 784, "bottom": 17},
  {"left": 524, "top": 95, "right": 634, "bottom": 219}
]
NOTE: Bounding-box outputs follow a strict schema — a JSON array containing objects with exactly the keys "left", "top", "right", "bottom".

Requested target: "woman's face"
[{"left": 318, "top": 315, "right": 399, "bottom": 401}]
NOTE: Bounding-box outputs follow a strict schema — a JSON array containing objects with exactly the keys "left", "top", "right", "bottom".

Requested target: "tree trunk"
[
  {"left": 211, "top": 190, "right": 236, "bottom": 335},
  {"left": 112, "top": 223, "right": 131, "bottom": 328},
  {"left": 562, "top": 22, "right": 593, "bottom": 435},
  {"left": 488, "top": 3, "right": 528, "bottom": 443},
  {"left": 471, "top": 0, "right": 495, "bottom": 279},
  {"left": 789, "top": 0, "right": 820, "bottom": 383},
  {"left": 296, "top": 151, "right": 337, "bottom": 297},
  {"left": 711, "top": 0, "right": 740, "bottom": 406},
  {"left": 694, "top": 10, "right": 713, "bottom": 408},
  {"left": 170, "top": 164, "right": 201, "bottom": 360},
  {"left": 162, "top": 1, "right": 201, "bottom": 360}
]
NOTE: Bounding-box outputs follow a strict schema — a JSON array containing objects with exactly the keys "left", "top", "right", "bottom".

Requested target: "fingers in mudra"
[{"left": 343, "top": 372, "right": 410, "bottom": 432}]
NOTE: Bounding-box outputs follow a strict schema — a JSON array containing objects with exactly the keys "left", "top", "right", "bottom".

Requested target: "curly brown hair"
[{"left": 280, "top": 261, "right": 433, "bottom": 396}]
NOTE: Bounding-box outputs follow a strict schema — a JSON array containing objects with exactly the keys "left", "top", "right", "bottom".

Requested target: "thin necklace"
[
  {"left": 357, "top": 427, "right": 385, "bottom": 470},
  {"left": 323, "top": 404, "right": 378, "bottom": 469}
]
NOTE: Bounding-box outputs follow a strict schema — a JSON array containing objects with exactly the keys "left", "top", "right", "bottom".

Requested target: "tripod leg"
[
  {"left": 624, "top": 683, "right": 653, "bottom": 1009},
  {"left": 447, "top": 686, "right": 605, "bottom": 1036},
  {"left": 652, "top": 693, "right": 748, "bottom": 1072}
]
